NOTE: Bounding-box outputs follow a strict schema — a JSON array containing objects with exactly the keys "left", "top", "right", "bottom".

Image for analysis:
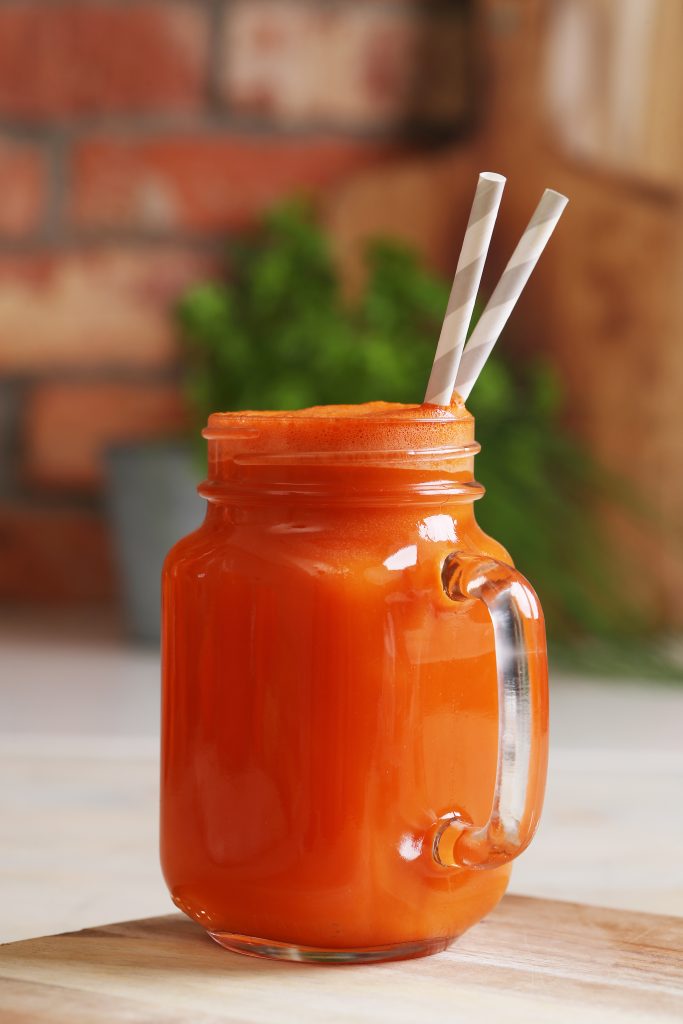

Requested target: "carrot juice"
[{"left": 160, "top": 399, "right": 549, "bottom": 963}]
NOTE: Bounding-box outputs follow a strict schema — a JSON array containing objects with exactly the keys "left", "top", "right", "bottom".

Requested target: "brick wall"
[{"left": 0, "top": 0, "right": 473, "bottom": 604}]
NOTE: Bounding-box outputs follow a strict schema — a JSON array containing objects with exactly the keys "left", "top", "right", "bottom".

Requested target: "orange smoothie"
[{"left": 160, "top": 401, "right": 548, "bottom": 961}]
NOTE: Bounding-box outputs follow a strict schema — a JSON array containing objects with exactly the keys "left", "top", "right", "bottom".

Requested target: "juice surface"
[
  {"left": 203, "top": 397, "right": 472, "bottom": 455},
  {"left": 161, "top": 401, "right": 547, "bottom": 952}
]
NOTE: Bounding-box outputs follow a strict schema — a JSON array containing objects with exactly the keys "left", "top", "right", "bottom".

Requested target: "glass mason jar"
[{"left": 160, "top": 404, "right": 549, "bottom": 964}]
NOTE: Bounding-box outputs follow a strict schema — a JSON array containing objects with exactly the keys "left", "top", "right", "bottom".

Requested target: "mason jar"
[{"left": 160, "top": 403, "right": 548, "bottom": 964}]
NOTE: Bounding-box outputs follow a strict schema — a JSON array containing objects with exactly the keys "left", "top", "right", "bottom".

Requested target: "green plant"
[
  {"left": 178, "top": 202, "right": 669, "bottom": 670},
  {"left": 178, "top": 202, "right": 447, "bottom": 414}
]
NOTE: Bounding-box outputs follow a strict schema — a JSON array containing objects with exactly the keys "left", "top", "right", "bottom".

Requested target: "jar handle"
[{"left": 433, "top": 551, "right": 549, "bottom": 870}]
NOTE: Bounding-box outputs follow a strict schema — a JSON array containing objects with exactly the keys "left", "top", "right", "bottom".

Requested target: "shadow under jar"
[{"left": 160, "top": 402, "right": 549, "bottom": 964}]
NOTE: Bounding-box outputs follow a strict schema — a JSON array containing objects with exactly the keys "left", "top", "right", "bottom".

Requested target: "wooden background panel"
[
  {"left": 480, "top": 0, "right": 683, "bottom": 623},
  {"left": 326, "top": 0, "right": 683, "bottom": 624}
]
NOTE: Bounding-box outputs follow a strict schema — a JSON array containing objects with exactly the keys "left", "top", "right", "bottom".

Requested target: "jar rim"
[
  {"left": 203, "top": 412, "right": 470, "bottom": 433},
  {"left": 220, "top": 441, "right": 481, "bottom": 466},
  {"left": 204, "top": 400, "right": 469, "bottom": 433},
  {"left": 203, "top": 401, "right": 475, "bottom": 458}
]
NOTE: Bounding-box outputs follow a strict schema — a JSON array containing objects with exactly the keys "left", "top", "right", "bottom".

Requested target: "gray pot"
[{"left": 104, "top": 442, "right": 205, "bottom": 644}]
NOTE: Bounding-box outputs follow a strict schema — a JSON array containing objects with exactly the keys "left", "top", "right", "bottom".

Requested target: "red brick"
[
  {"left": 25, "top": 382, "right": 189, "bottom": 489},
  {"left": 0, "top": 247, "right": 214, "bottom": 372},
  {"left": 0, "top": 502, "right": 114, "bottom": 602},
  {"left": 0, "top": 137, "right": 47, "bottom": 237},
  {"left": 0, "top": 2, "right": 207, "bottom": 119},
  {"left": 70, "top": 135, "right": 407, "bottom": 232},
  {"left": 220, "top": 1, "right": 469, "bottom": 128}
]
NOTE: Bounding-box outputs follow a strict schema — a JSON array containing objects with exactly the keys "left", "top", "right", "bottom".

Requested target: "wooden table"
[{"left": 1, "top": 896, "right": 681, "bottom": 1023}]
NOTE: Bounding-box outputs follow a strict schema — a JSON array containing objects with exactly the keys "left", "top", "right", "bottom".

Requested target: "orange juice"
[{"left": 160, "top": 401, "right": 548, "bottom": 963}]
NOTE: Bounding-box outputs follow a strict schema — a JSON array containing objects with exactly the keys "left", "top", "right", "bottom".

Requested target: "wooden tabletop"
[{"left": 1, "top": 895, "right": 681, "bottom": 1023}]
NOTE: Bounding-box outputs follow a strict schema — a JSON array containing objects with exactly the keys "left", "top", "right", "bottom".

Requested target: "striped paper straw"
[
  {"left": 424, "top": 172, "right": 506, "bottom": 407},
  {"left": 454, "top": 188, "right": 569, "bottom": 403}
]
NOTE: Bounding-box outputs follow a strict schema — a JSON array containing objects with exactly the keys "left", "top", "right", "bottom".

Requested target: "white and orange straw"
[{"left": 425, "top": 180, "right": 568, "bottom": 406}]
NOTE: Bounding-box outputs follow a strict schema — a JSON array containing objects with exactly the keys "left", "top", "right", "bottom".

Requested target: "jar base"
[{"left": 209, "top": 930, "right": 454, "bottom": 965}]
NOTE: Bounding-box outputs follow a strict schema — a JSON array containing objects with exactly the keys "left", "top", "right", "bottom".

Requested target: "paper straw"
[
  {"left": 454, "top": 189, "right": 568, "bottom": 403},
  {"left": 424, "top": 172, "right": 506, "bottom": 407}
]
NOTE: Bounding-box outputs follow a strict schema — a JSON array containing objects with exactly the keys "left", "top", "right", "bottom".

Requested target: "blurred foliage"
[
  {"left": 178, "top": 202, "right": 446, "bottom": 412},
  {"left": 178, "top": 202, "right": 676, "bottom": 674}
]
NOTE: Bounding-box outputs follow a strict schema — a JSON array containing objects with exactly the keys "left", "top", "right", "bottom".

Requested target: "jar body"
[{"left": 161, "top": 478, "right": 548, "bottom": 961}]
